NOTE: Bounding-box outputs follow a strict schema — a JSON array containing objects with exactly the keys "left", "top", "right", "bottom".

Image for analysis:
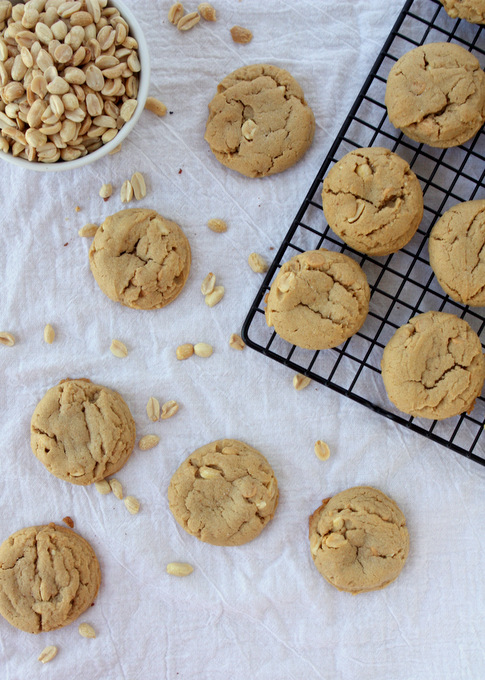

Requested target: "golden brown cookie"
[
  {"left": 381, "top": 311, "right": 485, "bottom": 419},
  {"left": 385, "top": 42, "right": 485, "bottom": 148},
  {"left": 265, "top": 249, "right": 370, "bottom": 350},
  {"left": 89, "top": 208, "right": 191, "bottom": 310},
  {"left": 0, "top": 524, "right": 100, "bottom": 634},
  {"left": 439, "top": 0, "right": 485, "bottom": 23},
  {"left": 321, "top": 147, "right": 423, "bottom": 256},
  {"left": 31, "top": 378, "right": 136, "bottom": 485},
  {"left": 309, "top": 487, "right": 409, "bottom": 594},
  {"left": 204, "top": 63, "right": 315, "bottom": 178},
  {"left": 429, "top": 200, "right": 485, "bottom": 306},
  {"left": 168, "top": 439, "right": 278, "bottom": 546}
]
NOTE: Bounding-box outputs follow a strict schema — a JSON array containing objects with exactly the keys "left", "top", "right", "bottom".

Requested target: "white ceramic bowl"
[{"left": 1, "top": 0, "right": 150, "bottom": 172}]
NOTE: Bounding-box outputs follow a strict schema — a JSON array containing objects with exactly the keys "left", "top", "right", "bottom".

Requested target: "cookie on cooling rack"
[
  {"left": 385, "top": 42, "right": 485, "bottom": 148},
  {"left": 429, "top": 200, "right": 485, "bottom": 307},
  {"left": 439, "top": 0, "right": 485, "bottom": 23},
  {"left": 309, "top": 486, "right": 409, "bottom": 594},
  {"left": 265, "top": 249, "right": 370, "bottom": 350},
  {"left": 204, "top": 63, "right": 315, "bottom": 178},
  {"left": 89, "top": 208, "right": 191, "bottom": 310},
  {"left": 31, "top": 378, "right": 136, "bottom": 485},
  {"left": 168, "top": 439, "right": 278, "bottom": 546},
  {"left": 321, "top": 147, "right": 423, "bottom": 256},
  {"left": 0, "top": 524, "right": 100, "bottom": 633},
  {"left": 381, "top": 311, "right": 485, "bottom": 420}
]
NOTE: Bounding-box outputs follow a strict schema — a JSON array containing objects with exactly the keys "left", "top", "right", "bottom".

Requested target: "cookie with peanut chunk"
[
  {"left": 265, "top": 249, "right": 370, "bottom": 350},
  {"left": 168, "top": 439, "right": 278, "bottom": 546},
  {"left": 0, "top": 524, "right": 100, "bottom": 633},
  {"left": 385, "top": 42, "right": 485, "bottom": 148},
  {"left": 309, "top": 487, "right": 409, "bottom": 594},
  {"left": 322, "top": 147, "right": 423, "bottom": 256},
  {"left": 31, "top": 378, "right": 136, "bottom": 485},
  {"left": 381, "top": 311, "right": 485, "bottom": 419},
  {"left": 89, "top": 208, "right": 191, "bottom": 310},
  {"left": 204, "top": 63, "right": 315, "bottom": 178}
]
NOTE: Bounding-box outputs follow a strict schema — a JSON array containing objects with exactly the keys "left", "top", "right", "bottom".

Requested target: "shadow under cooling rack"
[{"left": 241, "top": 0, "right": 485, "bottom": 467}]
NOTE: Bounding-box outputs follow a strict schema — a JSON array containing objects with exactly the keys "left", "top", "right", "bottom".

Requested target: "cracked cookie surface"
[
  {"left": 381, "top": 311, "right": 485, "bottom": 419},
  {"left": 0, "top": 524, "right": 100, "bottom": 633},
  {"left": 429, "top": 199, "right": 485, "bottom": 306},
  {"left": 309, "top": 487, "right": 409, "bottom": 594},
  {"left": 321, "top": 147, "right": 423, "bottom": 256},
  {"left": 168, "top": 439, "right": 279, "bottom": 546},
  {"left": 204, "top": 63, "right": 315, "bottom": 178},
  {"left": 31, "top": 378, "right": 136, "bottom": 485},
  {"left": 439, "top": 0, "right": 485, "bottom": 23},
  {"left": 89, "top": 208, "right": 191, "bottom": 310},
  {"left": 385, "top": 42, "right": 485, "bottom": 148},
  {"left": 265, "top": 249, "right": 370, "bottom": 350}
]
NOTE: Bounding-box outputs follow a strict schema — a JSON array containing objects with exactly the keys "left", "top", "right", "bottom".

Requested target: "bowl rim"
[{"left": 0, "top": 0, "right": 151, "bottom": 172}]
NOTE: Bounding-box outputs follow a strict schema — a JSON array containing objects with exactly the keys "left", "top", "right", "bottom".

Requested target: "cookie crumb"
[{"left": 62, "top": 516, "right": 74, "bottom": 528}]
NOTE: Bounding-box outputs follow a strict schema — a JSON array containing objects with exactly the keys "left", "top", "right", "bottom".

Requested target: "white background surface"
[{"left": 1, "top": 1, "right": 485, "bottom": 679}]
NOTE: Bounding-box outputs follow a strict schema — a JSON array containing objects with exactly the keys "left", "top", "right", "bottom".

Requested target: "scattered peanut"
[
  {"left": 146, "top": 396, "right": 160, "bottom": 422},
  {"left": 207, "top": 218, "right": 227, "bottom": 233},
  {"left": 176, "top": 343, "right": 194, "bottom": 360},
  {"left": 229, "top": 333, "right": 245, "bottom": 350},
  {"left": 293, "top": 374, "right": 311, "bottom": 391},
  {"left": 198, "top": 3, "right": 216, "bottom": 21},
  {"left": 78, "top": 223, "right": 98, "bottom": 237},
  {"left": 314, "top": 440, "right": 331, "bottom": 461},
  {"left": 205, "top": 285, "right": 225, "bottom": 308},
  {"left": 230, "top": 25, "right": 253, "bottom": 43},
  {"left": 201, "top": 272, "right": 216, "bottom": 296},
  {"left": 99, "top": 183, "right": 113, "bottom": 200},
  {"left": 78, "top": 623, "right": 96, "bottom": 639},
  {"left": 120, "top": 179, "right": 134, "bottom": 203},
  {"left": 94, "top": 480, "right": 111, "bottom": 495},
  {"left": 139, "top": 434, "right": 160, "bottom": 451},
  {"left": 43, "top": 324, "right": 55, "bottom": 344},
  {"left": 38, "top": 646, "right": 58, "bottom": 664},
  {"left": 166, "top": 562, "right": 194, "bottom": 576},
  {"left": 168, "top": 3, "right": 184, "bottom": 25},
  {"left": 0, "top": 332, "right": 15, "bottom": 346},
  {"left": 194, "top": 342, "right": 213, "bottom": 358},
  {"left": 145, "top": 97, "right": 167, "bottom": 117},
  {"left": 177, "top": 11, "right": 200, "bottom": 31},
  {"left": 131, "top": 171, "right": 147, "bottom": 200},
  {"left": 248, "top": 252, "right": 268, "bottom": 274},
  {"left": 109, "top": 478, "right": 123, "bottom": 500},
  {"left": 110, "top": 339, "right": 128, "bottom": 358},
  {"left": 161, "top": 400, "right": 179, "bottom": 419},
  {"left": 124, "top": 495, "right": 140, "bottom": 514}
]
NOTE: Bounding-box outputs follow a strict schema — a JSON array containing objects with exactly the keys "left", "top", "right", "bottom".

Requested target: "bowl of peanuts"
[{"left": 0, "top": 0, "right": 150, "bottom": 170}]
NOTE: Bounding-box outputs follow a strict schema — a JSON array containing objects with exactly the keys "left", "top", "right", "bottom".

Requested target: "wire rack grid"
[{"left": 241, "top": 0, "right": 485, "bottom": 467}]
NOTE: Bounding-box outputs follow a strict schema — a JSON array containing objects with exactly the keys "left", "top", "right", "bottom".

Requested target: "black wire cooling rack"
[{"left": 241, "top": 0, "right": 485, "bottom": 466}]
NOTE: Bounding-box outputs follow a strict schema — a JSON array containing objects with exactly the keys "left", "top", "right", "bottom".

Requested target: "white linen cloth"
[{"left": 1, "top": 1, "right": 485, "bottom": 678}]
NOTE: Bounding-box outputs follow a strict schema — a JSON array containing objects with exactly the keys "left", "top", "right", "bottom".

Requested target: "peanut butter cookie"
[
  {"left": 309, "top": 487, "right": 409, "bottom": 594},
  {"left": 168, "top": 439, "right": 278, "bottom": 546},
  {"left": 385, "top": 42, "right": 485, "bottom": 147},
  {"left": 381, "top": 311, "right": 485, "bottom": 419},
  {"left": 265, "top": 249, "right": 370, "bottom": 350},
  {"left": 31, "top": 378, "right": 136, "bottom": 485},
  {"left": 0, "top": 524, "right": 100, "bottom": 633},
  {"left": 204, "top": 63, "right": 315, "bottom": 178},
  {"left": 429, "top": 200, "right": 485, "bottom": 306},
  {"left": 321, "top": 147, "right": 423, "bottom": 256},
  {"left": 89, "top": 208, "right": 191, "bottom": 310},
  {"left": 439, "top": 0, "right": 485, "bottom": 23}
]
